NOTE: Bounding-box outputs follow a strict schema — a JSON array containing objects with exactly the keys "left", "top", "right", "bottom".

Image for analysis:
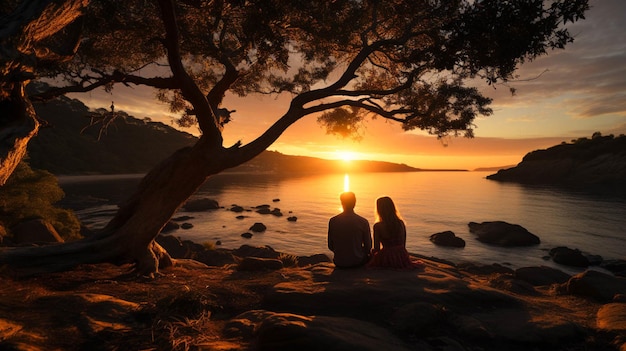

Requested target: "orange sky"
[{"left": 69, "top": 1, "right": 626, "bottom": 170}]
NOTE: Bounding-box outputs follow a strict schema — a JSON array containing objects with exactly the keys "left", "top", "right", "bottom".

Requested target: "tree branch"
[{"left": 157, "top": 0, "right": 222, "bottom": 146}]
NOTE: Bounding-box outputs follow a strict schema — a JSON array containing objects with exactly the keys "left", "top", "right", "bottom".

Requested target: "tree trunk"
[
  {"left": 0, "top": 84, "right": 39, "bottom": 185},
  {"left": 0, "top": 136, "right": 239, "bottom": 276},
  {"left": 1, "top": 0, "right": 88, "bottom": 184}
]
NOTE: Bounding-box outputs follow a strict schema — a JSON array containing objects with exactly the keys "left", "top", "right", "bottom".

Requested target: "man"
[{"left": 328, "top": 192, "right": 372, "bottom": 268}]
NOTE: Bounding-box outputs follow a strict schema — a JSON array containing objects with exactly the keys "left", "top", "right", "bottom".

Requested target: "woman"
[{"left": 367, "top": 196, "right": 423, "bottom": 269}]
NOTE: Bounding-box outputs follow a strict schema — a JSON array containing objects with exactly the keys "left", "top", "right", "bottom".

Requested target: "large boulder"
[
  {"left": 10, "top": 219, "right": 64, "bottom": 244},
  {"left": 549, "top": 247, "right": 590, "bottom": 268},
  {"left": 225, "top": 310, "right": 413, "bottom": 351},
  {"left": 429, "top": 231, "right": 465, "bottom": 248},
  {"left": 468, "top": 221, "right": 540, "bottom": 247},
  {"left": 564, "top": 270, "right": 626, "bottom": 303}
]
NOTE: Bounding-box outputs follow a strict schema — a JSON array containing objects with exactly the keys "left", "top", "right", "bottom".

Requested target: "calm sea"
[{"left": 58, "top": 171, "right": 626, "bottom": 274}]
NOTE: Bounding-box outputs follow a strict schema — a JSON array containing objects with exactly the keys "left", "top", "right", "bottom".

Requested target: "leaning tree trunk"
[
  {"left": 0, "top": 135, "right": 241, "bottom": 276},
  {"left": 1, "top": 0, "right": 88, "bottom": 184},
  {"left": 0, "top": 84, "right": 40, "bottom": 185}
]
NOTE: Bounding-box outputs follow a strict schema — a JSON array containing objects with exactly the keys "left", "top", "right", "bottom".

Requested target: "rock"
[
  {"left": 596, "top": 303, "right": 626, "bottom": 332},
  {"left": 297, "top": 254, "right": 332, "bottom": 267},
  {"left": 549, "top": 247, "right": 590, "bottom": 267},
  {"left": 241, "top": 232, "right": 253, "bottom": 239},
  {"left": 458, "top": 262, "right": 514, "bottom": 276},
  {"left": 601, "top": 259, "right": 626, "bottom": 277},
  {"left": 256, "top": 207, "right": 272, "bottom": 214},
  {"left": 389, "top": 302, "right": 445, "bottom": 336},
  {"left": 10, "top": 219, "right": 64, "bottom": 244},
  {"left": 225, "top": 310, "right": 413, "bottom": 351},
  {"left": 565, "top": 270, "right": 626, "bottom": 303},
  {"left": 271, "top": 208, "right": 283, "bottom": 217},
  {"left": 487, "top": 275, "right": 538, "bottom": 295},
  {"left": 157, "top": 234, "right": 190, "bottom": 258},
  {"left": 586, "top": 254, "right": 603, "bottom": 266},
  {"left": 171, "top": 215, "right": 194, "bottom": 221},
  {"left": 449, "top": 315, "right": 494, "bottom": 340},
  {"left": 237, "top": 257, "right": 284, "bottom": 271},
  {"left": 161, "top": 221, "right": 180, "bottom": 233},
  {"left": 468, "top": 221, "right": 540, "bottom": 247},
  {"left": 180, "top": 223, "right": 194, "bottom": 230},
  {"left": 236, "top": 215, "right": 246, "bottom": 220},
  {"left": 287, "top": 216, "right": 297, "bottom": 222},
  {"left": 272, "top": 198, "right": 280, "bottom": 202},
  {"left": 193, "top": 248, "right": 236, "bottom": 266},
  {"left": 183, "top": 198, "right": 219, "bottom": 211},
  {"left": 41, "top": 293, "right": 140, "bottom": 335},
  {"left": 515, "top": 266, "right": 571, "bottom": 286},
  {"left": 429, "top": 231, "right": 465, "bottom": 248},
  {"left": 249, "top": 222, "right": 267, "bottom": 232},
  {"left": 233, "top": 244, "right": 279, "bottom": 259},
  {"left": 230, "top": 205, "right": 244, "bottom": 213}
]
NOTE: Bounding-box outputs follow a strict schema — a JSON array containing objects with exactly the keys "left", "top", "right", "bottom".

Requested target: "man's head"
[{"left": 339, "top": 192, "right": 356, "bottom": 212}]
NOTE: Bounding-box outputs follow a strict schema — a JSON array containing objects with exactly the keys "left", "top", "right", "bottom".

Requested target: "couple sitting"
[{"left": 327, "top": 192, "right": 423, "bottom": 270}]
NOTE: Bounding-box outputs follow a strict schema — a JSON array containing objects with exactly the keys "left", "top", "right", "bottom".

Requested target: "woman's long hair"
[{"left": 375, "top": 196, "right": 404, "bottom": 238}]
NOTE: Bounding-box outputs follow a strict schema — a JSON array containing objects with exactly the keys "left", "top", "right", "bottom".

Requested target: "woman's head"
[{"left": 375, "top": 196, "right": 401, "bottom": 223}]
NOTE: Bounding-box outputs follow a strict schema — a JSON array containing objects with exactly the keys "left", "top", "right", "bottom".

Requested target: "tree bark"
[
  {"left": 1, "top": 0, "right": 88, "bottom": 184},
  {"left": 0, "top": 84, "right": 39, "bottom": 185}
]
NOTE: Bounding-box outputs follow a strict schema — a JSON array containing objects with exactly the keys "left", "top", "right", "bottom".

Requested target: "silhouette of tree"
[{"left": 0, "top": 0, "right": 589, "bottom": 276}]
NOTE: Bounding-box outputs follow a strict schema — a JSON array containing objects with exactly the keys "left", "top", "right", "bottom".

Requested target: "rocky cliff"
[{"left": 487, "top": 133, "right": 626, "bottom": 194}]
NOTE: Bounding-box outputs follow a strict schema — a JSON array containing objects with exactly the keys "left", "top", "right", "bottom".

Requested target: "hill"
[
  {"left": 27, "top": 96, "right": 420, "bottom": 175},
  {"left": 28, "top": 96, "right": 197, "bottom": 175},
  {"left": 487, "top": 133, "right": 626, "bottom": 193}
]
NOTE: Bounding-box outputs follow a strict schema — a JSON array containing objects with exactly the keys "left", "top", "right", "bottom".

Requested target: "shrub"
[{"left": 0, "top": 161, "right": 81, "bottom": 241}]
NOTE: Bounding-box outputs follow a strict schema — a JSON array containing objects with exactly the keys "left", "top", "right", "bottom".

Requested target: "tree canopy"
[{"left": 33, "top": 0, "right": 589, "bottom": 141}]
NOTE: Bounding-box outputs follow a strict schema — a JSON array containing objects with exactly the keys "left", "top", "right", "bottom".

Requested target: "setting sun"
[{"left": 337, "top": 151, "right": 356, "bottom": 162}]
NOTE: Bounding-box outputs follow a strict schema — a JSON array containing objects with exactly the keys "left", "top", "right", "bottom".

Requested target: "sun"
[{"left": 337, "top": 151, "right": 355, "bottom": 162}]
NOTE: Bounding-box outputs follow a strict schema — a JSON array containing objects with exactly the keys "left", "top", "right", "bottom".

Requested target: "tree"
[{"left": 0, "top": 0, "right": 589, "bottom": 276}]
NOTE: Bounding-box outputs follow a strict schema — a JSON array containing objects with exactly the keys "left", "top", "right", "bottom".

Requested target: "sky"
[{"left": 70, "top": 0, "right": 626, "bottom": 170}]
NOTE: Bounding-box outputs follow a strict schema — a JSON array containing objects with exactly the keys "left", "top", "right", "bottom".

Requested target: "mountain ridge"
[{"left": 27, "top": 96, "right": 428, "bottom": 175}]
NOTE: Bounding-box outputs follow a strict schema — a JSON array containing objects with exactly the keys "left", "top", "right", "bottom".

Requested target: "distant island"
[
  {"left": 487, "top": 133, "right": 626, "bottom": 194},
  {"left": 27, "top": 96, "right": 434, "bottom": 175}
]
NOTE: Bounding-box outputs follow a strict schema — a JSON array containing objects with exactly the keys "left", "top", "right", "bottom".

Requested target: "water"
[{"left": 58, "top": 172, "right": 626, "bottom": 273}]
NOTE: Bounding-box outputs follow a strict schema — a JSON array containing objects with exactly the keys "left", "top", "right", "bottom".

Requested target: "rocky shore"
[
  {"left": 1, "top": 241, "right": 626, "bottom": 351},
  {"left": 487, "top": 133, "right": 626, "bottom": 194}
]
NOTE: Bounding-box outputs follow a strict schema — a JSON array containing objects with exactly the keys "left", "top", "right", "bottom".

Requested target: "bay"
[{"left": 58, "top": 171, "right": 626, "bottom": 274}]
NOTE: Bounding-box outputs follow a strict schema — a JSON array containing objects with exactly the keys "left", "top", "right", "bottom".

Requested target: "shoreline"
[{"left": 1, "top": 241, "right": 625, "bottom": 350}]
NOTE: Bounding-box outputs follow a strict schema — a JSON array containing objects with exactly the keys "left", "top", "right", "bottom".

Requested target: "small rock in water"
[
  {"left": 249, "top": 222, "right": 267, "bottom": 232},
  {"left": 241, "top": 232, "right": 253, "bottom": 239},
  {"left": 272, "top": 198, "right": 280, "bottom": 202},
  {"left": 181, "top": 223, "right": 194, "bottom": 229},
  {"left": 287, "top": 216, "right": 297, "bottom": 222},
  {"left": 230, "top": 205, "right": 244, "bottom": 212}
]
